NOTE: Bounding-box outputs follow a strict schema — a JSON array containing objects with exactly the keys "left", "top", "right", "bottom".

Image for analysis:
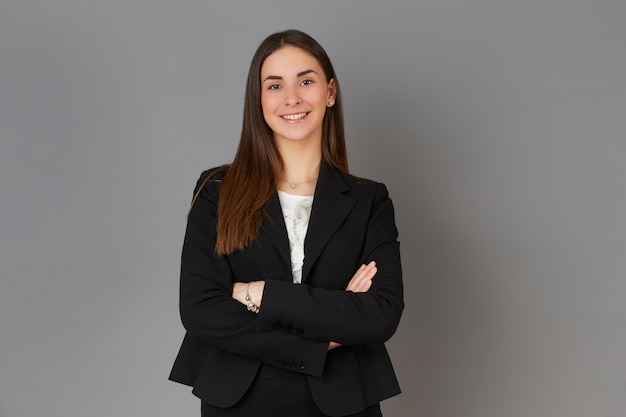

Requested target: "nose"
[{"left": 284, "top": 86, "right": 302, "bottom": 106}]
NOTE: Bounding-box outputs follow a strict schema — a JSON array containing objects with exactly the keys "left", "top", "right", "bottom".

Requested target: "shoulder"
[
  {"left": 338, "top": 171, "right": 392, "bottom": 204},
  {"left": 194, "top": 165, "right": 229, "bottom": 193},
  {"left": 188, "top": 165, "right": 230, "bottom": 209},
  {"left": 197, "top": 165, "right": 229, "bottom": 186},
  {"left": 342, "top": 172, "right": 379, "bottom": 188}
]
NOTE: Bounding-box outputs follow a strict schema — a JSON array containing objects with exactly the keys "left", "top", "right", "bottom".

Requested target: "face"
[{"left": 260, "top": 45, "right": 336, "bottom": 147}]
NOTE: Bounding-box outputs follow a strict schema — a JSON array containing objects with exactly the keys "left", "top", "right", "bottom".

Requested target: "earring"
[{"left": 328, "top": 101, "right": 334, "bottom": 106}]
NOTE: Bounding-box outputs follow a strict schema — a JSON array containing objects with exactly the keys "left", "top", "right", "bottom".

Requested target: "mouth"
[{"left": 281, "top": 112, "right": 309, "bottom": 121}]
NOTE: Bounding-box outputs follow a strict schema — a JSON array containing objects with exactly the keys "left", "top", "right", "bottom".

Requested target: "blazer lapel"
[
  {"left": 302, "top": 162, "right": 355, "bottom": 283},
  {"left": 262, "top": 192, "right": 291, "bottom": 269}
]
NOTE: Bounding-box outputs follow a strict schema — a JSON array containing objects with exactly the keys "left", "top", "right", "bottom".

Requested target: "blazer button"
[
  {"left": 276, "top": 358, "right": 286, "bottom": 367},
  {"left": 287, "top": 360, "right": 296, "bottom": 368},
  {"left": 272, "top": 321, "right": 283, "bottom": 329},
  {"left": 298, "top": 362, "right": 306, "bottom": 370}
]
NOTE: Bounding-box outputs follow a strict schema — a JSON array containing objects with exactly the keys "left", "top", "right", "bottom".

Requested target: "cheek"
[
  {"left": 261, "top": 93, "right": 279, "bottom": 115},
  {"left": 260, "top": 94, "right": 270, "bottom": 112},
  {"left": 260, "top": 97, "right": 275, "bottom": 126},
  {"left": 261, "top": 96, "right": 270, "bottom": 119},
  {"left": 310, "top": 88, "right": 330, "bottom": 105}
]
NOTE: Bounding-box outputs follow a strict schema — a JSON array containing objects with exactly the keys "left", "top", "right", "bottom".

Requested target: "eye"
[
  {"left": 301, "top": 79, "right": 314, "bottom": 86},
  {"left": 268, "top": 84, "right": 281, "bottom": 90}
]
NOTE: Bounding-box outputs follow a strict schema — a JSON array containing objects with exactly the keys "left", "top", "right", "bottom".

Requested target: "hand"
[
  {"left": 232, "top": 281, "right": 265, "bottom": 307},
  {"left": 328, "top": 341, "right": 342, "bottom": 350},
  {"left": 345, "top": 261, "right": 377, "bottom": 293},
  {"left": 329, "top": 262, "right": 377, "bottom": 351}
]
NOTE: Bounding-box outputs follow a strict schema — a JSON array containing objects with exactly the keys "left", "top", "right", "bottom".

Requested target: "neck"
[{"left": 275, "top": 140, "right": 322, "bottom": 184}]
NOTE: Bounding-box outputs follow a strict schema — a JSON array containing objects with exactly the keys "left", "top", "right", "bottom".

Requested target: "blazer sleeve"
[
  {"left": 257, "top": 182, "right": 404, "bottom": 346},
  {"left": 179, "top": 172, "right": 329, "bottom": 377}
]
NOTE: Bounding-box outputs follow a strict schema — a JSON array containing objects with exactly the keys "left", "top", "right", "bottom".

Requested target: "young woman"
[{"left": 169, "top": 29, "right": 404, "bottom": 417}]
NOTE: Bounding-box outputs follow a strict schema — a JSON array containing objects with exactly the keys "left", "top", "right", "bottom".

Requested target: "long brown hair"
[{"left": 212, "top": 29, "right": 348, "bottom": 255}]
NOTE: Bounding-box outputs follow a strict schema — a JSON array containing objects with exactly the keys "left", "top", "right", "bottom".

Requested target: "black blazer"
[{"left": 169, "top": 161, "right": 404, "bottom": 416}]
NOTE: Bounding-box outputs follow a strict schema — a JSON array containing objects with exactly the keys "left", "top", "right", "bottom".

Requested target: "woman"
[{"left": 169, "top": 29, "right": 404, "bottom": 417}]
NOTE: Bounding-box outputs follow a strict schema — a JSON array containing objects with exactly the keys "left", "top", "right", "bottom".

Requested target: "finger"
[
  {"left": 348, "top": 263, "right": 375, "bottom": 286},
  {"left": 348, "top": 271, "right": 365, "bottom": 290},
  {"left": 346, "top": 262, "right": 377, "bottom": 290},
  {"left": 359, "top": 278, "right": 373, "bottom": 292},
  {"left": 347, "top": 266, "right": 377, "bottom": 292},
  {"left": 328, "top": 341, "right": 342, "bottom": 350}
]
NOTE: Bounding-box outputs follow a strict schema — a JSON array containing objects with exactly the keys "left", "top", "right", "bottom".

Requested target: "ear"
[{"left": 327, "top": 78, "right": 337, "bottom": 107}]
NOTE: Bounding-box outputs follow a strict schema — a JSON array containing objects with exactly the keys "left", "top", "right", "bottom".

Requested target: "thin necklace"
[{"left": 281, "top": 175, "right": 318, "bottom": 190}]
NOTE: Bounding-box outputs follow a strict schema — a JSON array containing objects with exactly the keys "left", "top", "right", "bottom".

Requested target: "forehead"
[{"left": 261, "top": 45, "right": 324, "bottom": 77}]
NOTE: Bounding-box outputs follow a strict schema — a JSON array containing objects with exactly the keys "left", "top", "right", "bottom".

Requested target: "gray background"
[{"left": 1, "top": 1, "right": 625, "bottom": 416}]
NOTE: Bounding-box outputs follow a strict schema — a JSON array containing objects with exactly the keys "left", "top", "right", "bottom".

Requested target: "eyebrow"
[{"left": 263, "top": 69, "right": 317, "bottom": 82}]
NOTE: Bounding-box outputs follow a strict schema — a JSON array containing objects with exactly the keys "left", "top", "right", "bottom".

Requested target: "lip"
[{"left": 280, "top": 111, "right": 310, "bottom": 123}]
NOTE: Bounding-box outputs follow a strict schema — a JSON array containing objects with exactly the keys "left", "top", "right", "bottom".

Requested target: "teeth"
[{"left": 282, "top": 112, "right": 307, "bottom": 120}]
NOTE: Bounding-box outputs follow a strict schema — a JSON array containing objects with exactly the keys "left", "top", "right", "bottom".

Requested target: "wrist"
[
  {"left": 245, "top": 282, "right": 260, "bottom": 314},
  {"left": 251, "top": 281, "right": 265, "bottom": 307}
]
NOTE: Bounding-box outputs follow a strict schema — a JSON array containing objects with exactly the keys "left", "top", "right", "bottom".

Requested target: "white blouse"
[{"left": 277, "top": 190, "right": 314, "bottom": 284}]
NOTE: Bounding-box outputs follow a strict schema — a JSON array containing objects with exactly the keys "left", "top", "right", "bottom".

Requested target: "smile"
[{"left": 281, "top": 112, "right": 309, "bottom": 121}]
